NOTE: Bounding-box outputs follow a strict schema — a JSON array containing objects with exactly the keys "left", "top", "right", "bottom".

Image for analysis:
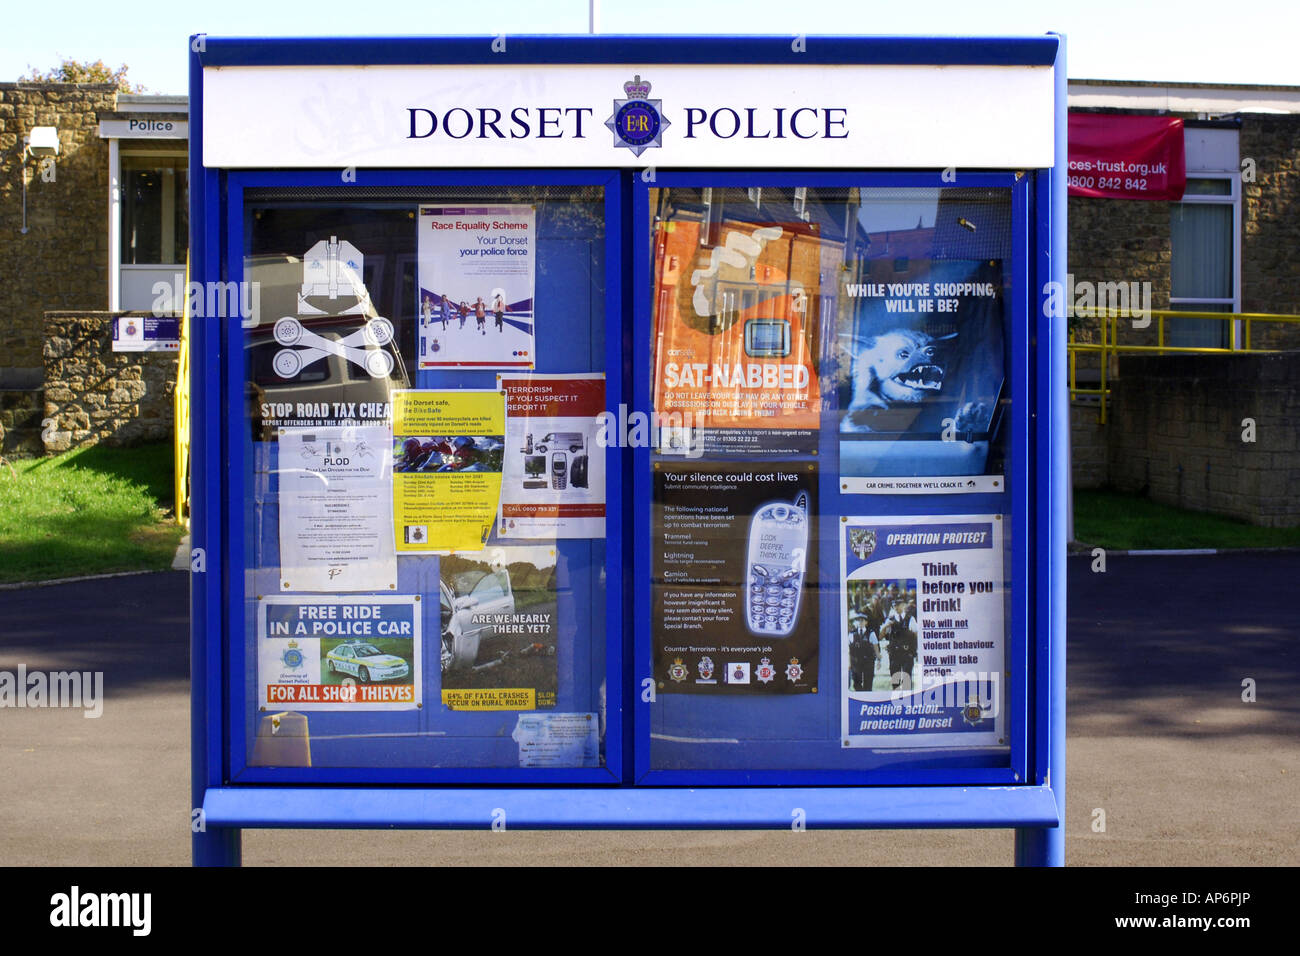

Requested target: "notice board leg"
[
  {"left": 1014, "top": 825, "right": 1063, "bottom": 867},
  {"left": 193, "top": 826, "right": 242, "bottom": 867}
]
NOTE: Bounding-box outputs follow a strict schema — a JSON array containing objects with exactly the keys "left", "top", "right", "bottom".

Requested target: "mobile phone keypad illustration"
[{"left": 745, "top": 491, "right": 809, "bottom": 636}]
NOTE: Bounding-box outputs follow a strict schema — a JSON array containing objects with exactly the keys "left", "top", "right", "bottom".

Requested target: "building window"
[
  {"left": 1169, "top": 175, "right": 1239, "bottom": 348},
  {"left": 118, "top": 152, "right": 188, "bottom": 311}
]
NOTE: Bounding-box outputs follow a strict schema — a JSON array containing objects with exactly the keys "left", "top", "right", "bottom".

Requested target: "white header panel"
[{"left": 203, "top": 63, "right": 1054, "bottom": 169}]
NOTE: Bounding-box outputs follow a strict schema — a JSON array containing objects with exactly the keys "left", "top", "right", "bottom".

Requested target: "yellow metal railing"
[
  {"left": 1068, "top": 308, "right": 1300, "bottom": 424},
  {"left": 174, "top": 258, "right": 191, "bottom": 527}
]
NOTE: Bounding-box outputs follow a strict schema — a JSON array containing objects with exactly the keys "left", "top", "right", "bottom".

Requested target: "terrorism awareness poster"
[
  {"left": 439, "top": 546, "right": 559, "bottom": 712},
  {"left": 840, "top": 514, "right": 1005, "bottom": 748},
  {"left": 391, "top": 390, "right": 505, "bottom": 552},
  {"left": 837, "top": 259, "right": 1006, "bottom": 494},
  {"left": 653, "top": 462, "right": 818, "bottom": 695},
  {"left": 258, "top": 594, "right": 421, "bottom": 711},
  {"left": 277, "top": 424, "right": 397, "bottom": 592},
  {"left": 417, "top": 204, "right": 536, "bottom": 370},
  {"left": 651, "top": 217, "right": 826, "bottom": 458},
  {"left": 497, "top": 373, "right": 605, "bottom": 539}
]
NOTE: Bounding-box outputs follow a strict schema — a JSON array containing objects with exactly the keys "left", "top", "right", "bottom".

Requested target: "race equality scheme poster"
[
  {"left": 277, "top": 424, "right": 398, "bottom": 592},
  {"left": 836, "top": 259, "right": 1006, "bottom": 494},
  {"left": 258, "top": 595, "right": 421, "bottom": 711},
  {"left": 497, "top": 373, "right": 605, "bottom": 539},
  {"left": 439, "top": 546, "right": 559, "bottom": 712},
  {"left": 417, "top": 205, "right": 536, "bottom": 370},
  {"left": 391, "top": 390, "right": 505, "bottom": 552},
  {"left": 840, "top": 514, "right": 1005, "bottom": 748},
  {"left": 651, "top": 217, "right": 825, "bottom": 457},
  {"left": 653, "top": 462, "right": 818, "bottom": 695}
]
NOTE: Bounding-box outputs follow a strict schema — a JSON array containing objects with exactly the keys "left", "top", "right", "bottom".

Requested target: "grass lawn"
[
  {"left": 0, "top": 442, "right": 184, "bottom": 584},
  {"left": 1074, "top": 487, "right": 1300, "bottom": 551}
]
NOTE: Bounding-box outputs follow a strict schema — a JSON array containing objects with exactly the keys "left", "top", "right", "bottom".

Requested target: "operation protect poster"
[
  {"left": 417, "top": 205, "right": 536, "bottom": 370},
  {"left": 653, "top": 462, "right": 818, "bottom": 695},
  {"left": 840, "top": 514, "right": 1005, "bottom": 748},
  {"left": 836, "top": 259, "right": 1006, "bottom": 493},
  {"left": 651, "top": 217, "right": 825, "bottom": 457},
  {"left": 277, "top": 424, "right": 397, "bottom": 592},
  {"left": 258, "top": 595, "right": 421, "bottom": 711},
  {"left": 391, "top": 390, "right": 505, "bottom": 552},
  {"left": 439, "top": 546, "right": 559, "bottom": 712},
  {"left": 497, "top": 373, "right": 605, "bottom": 539}
]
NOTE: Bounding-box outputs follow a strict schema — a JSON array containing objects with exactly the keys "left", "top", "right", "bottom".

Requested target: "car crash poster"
[
  {"left": 417, "top": 205, "right": 536, "bottom": 370},
  {"left": 277, "top": 424, "right": 397, "bottom": 593},
  {"left": 652, "top": 462, "right": 818, "bottom": 695},
  {"left": 837, "top": 259, "right": 1006, "bottom": 493},
  {"left": 439, "top": 546, "right": 558, "bottom": 712},
  {"left": 497, "top": 373, "right": 605, "bottom": 539},
  {"left": 651, "top": 218, "right": 824, "bottom": 458},
  {"left": 258, "top": 595, "right": 421, "bottom": 711},
  {"left": 840, "top": 514, "right": 1004, "bottom": 748},
  {"left": 391, "top": 389, "right": 505, "bottom": 553}
]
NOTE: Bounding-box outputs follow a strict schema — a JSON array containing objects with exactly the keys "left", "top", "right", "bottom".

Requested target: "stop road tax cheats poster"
[
  {"left": 258, "top": 595, "right": 422, "bottom": 710},
  {"left": 840, "top": 515, "right": 1005, "bottom": 748}
]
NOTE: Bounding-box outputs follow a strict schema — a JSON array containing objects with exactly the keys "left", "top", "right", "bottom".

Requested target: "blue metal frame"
[
  {"left": 221, "top": 169, "right": 625, "bottom": 786},
  {"left": 631, "top": 171, "right": 1031, "bottom": 787},
  {"left": 191, "top": 32, "right": 1066, "bottom": 866}
]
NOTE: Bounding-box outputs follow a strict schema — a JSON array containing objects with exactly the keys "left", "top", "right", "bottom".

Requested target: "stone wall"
[
  {"left": 0, "top": 83, "right": 117, "bottom": 388},
  {"left": 42, "top": 312, "right": 177, "bottom": 452},
  {"left": 1106, "top": 352, "right": 1300, "bottom": 528},
  {"left": 1241, "top": 114, "right": 1300, "bottom": 348},
  {"left": 1070, "top": 402, "right": 1107, "bottom": 489}
]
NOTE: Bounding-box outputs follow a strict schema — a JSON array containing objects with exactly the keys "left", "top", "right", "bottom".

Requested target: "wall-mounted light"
[{"left": 20, "top": 125, "right": 60, "bottom": 235}]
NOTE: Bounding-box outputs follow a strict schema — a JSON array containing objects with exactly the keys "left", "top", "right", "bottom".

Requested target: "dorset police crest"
[
  {"left": 606, "top": 75, "right": 669, "bottom": 157},
  {"left": 280, "top": 640, "right": 305, "bottom": 670}
]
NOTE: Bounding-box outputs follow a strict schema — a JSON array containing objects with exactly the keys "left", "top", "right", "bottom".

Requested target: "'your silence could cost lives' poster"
[
  {"left": 391, "top": 389, "right": 505, "bottom": 553},
  {"left": 840, "top": 514, "right": 1005, "bottom": 748}
]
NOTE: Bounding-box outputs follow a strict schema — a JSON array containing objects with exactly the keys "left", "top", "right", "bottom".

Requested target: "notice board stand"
[{"left": 189, "top": 33, "right": 1068, "bottom": 866}]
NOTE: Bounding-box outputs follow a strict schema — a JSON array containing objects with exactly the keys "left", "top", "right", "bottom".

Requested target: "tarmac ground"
[{"left": 0, "top": 552, "right": 1295, "bottom": 866}]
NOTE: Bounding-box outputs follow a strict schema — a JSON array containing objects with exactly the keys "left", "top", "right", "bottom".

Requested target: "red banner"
[{"left": 1068, "top": 113, "right": 1186, "bottom": 200}]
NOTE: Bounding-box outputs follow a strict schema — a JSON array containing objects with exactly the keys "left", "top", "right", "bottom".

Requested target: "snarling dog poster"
[{"left": 836, "top": 259, "right": 1006, "bottom": 493}]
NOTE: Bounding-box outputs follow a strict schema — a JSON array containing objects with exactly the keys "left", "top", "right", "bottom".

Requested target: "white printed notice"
[
  {"left": 258, "top": 594, "right": 421, "bottom": 711},
  {"left": 278, "top": 425, "right": 397, "bottom": 592},
  {"left": 840, "top": 514, "right": 1005, "bottom": 748},
  {"left": 497, "top": 373, "right": 606, "bottom": 539},
  {"left": 417, "top": 204, "right": 536, "bottom": 370},
  {"left": 512, "top": 712, "right": 601, "bottom": 768}
]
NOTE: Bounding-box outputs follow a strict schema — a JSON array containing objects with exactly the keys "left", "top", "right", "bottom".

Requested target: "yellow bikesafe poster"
[{"left": 391, "top": 389, "right": 506, "bottom": 552}]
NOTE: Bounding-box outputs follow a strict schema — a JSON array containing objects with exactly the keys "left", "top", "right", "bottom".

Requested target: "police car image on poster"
[
  {"left": 497, "top": 373, "right": 605, "bottom": 539},
  {"left": 439, "top": 546, "right": 558, "bottom": 712},
  {"left": 258, "top": 595, "right": 421, "bottom": 711},
  {"left": 841, "top": 514, "right": 1005, "bottom": 748},
  {"left": 417, "top": 205, "right": 536, "bottom": 370},
  {"left": 277, "top": 424, "right": 397, "bottom": 593},
  {"left": 653, "top": 462, "right": 817, "bottom": 695},
  {"left": 836, "top": 259, "right": 1006, "bottom": 493}
]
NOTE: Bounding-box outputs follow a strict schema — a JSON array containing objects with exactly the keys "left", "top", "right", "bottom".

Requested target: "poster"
[
  {"left": 439, "top": 546, "right": 559, "bottom": 712},
  {"left": 391, "top": 389, "right": 505, "bottom": 553},
  {"left": 417, "top": 205, "right": 536, "bottom": 370},
  {"left": 277, "top": 424, "right": 397, "bottom": 592},
  {"left": 652, "top": 462, "right": 818, "bottom": 694},
  {"left": 836, "top": 259, "right": 1006, "bottom": 493},
  {"left": 258, "top": 595, "right": 421, "bottom": 711},
  {"left": 651, "top": 216, "right": 826, "bottom": 457},
  {"left": 112, "top": 315, "right": 180, "bottom": 352},
  {"left": 512, "top": 713, "right": 600, "bottom": 768},
  {"left": 497, "top": 373, "right": 605, "bottom": 539},
  {"left": 840, "top": 514, "right": 1005, "bottom": 748}
]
